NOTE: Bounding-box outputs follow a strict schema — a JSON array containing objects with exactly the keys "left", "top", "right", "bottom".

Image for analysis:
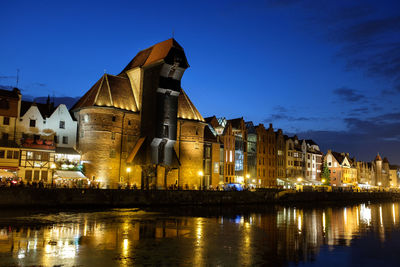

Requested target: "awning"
[
  {"left": 0, "top": 169, "right": 16, "bottom": 178},
  {"left": 127, "top": 137, "right": 146, "bottom": 163},
  {"left": 54, "top": 171, "right": 86, "bottom": 179},
  {"left": 55, "top": 147, "right": 80, "bottom": 155}
]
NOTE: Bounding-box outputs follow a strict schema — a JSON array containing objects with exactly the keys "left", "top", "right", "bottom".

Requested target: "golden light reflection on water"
[{"left": 0, "top": 203, "right": 399, "bottom": 266}]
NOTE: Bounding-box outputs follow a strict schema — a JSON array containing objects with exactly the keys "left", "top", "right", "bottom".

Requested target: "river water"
[{"left": 0, "top": 202, "right": 399, "bottom": 266}]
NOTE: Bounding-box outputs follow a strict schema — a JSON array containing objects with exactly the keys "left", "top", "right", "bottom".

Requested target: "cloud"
[{"left": 333, "top": 87, "right": 365, "bottom": 102}]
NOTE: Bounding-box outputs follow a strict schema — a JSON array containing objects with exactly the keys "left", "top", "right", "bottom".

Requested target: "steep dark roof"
[
  {"left": 331, "top": 151, "right": 345, "bottom": 164},
  {"left": 383, "top": 157, "right": 389, "bottom": 163},
  {"left": 71, "top": 74, "right": 137, "bottom": 112},
  {"left": 20, "top": 100, "right": 56, "bottom": 118},
  {"left": 228, "top": 118, "right": 243, "bottom": 129},
  {"left": 120, "top": 38, "right": 188, "bottom": 73},
  {"left": 375, "top": 154, "right": 382, "bottom": 161},
  {"left": 0, "top": 88, "right": 20, "bottom": 99}
]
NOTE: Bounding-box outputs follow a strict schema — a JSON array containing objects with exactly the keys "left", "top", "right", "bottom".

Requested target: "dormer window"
[{"left": 30, "top": 119, "right": 36, "bottom": 127}]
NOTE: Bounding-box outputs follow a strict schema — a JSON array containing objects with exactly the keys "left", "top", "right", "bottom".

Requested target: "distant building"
[
  {"left": 324, "top": 150, "right": 357, "bottom": 187},
  {"left": 0, "top": 88, "right": 21, "bottom": 180}
]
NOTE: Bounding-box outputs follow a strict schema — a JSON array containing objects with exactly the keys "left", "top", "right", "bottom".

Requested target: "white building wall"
[
  {"left": 16, "top": 104, "right": 77, "bottom": 148},
  {"left": 17, "top": 106, "right": 45, "bottom": 138},
  {"left": 46, "top": 104, "right": 77, "bottom": 148}
]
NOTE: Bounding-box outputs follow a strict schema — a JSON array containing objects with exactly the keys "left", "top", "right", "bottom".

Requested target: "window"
[
  {"left": 59, "top": 121, "right": 65, "bottom": 129},
  {"left": 62, "top": 136, "right": 68, "bottom": 144},
  {"left": 3, "top": 117, "right": 9, "bottom": 125},
  {"left": 27, "top": 151, "right": 33, "bottom": 159},
  {"left": 25, "top": 170, "right": 32, "bottom": 181},
  {"left": 2, "top": 133, "right": 8, "bottom": 140},
  {"left": 34, "top": 170, "right": 40, "bottom": 181},
  {"left": 83, "top": 114, "right": 89, "bottom": 123},
  {"left": 109, "top": 149, "right": 116, "bottom": 158},
  {"left": 111, "top": 132, "right": 115, "bottom": 140},
  {"left": 163, "top": 124, "right": 169, "bottom": 137},
  {"left": 112, "top": 116, "right": 116, "bottom": 122},
  {"left": 29, "top": 119, "right": 36, "bottom": 127},
  {"left": 41, "top": 170, "right": 48, "bottom": 182},
  {"left": 13, "top": 151, "right": 19, "bottom": 159},
  {"left": 54, "top": 135, "right": 58, "bottom": 144},
  {"left": 128, "top": 120, "right": 131, "bottom": 125},
  {"left": 6, "top": 151, "right": 12, "bottom": 159},
  {"left": 0, "top": 150, "right": 4, "bottom": 158},
  {"left": 328, "top": 162, "right": 331, "bottom": 167}
]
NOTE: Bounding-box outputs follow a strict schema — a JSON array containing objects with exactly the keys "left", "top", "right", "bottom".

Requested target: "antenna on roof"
[{"left": 16, "top": 69, "right": 20, "bottom": 88}]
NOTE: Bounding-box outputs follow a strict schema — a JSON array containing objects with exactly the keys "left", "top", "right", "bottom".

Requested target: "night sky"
[{"left": 1, "top": 0, "right": 399, "bottom": 164}]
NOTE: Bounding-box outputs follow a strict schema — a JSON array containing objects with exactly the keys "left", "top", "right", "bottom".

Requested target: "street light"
[
  {"left": 127, "top": 167, "right": 131, "bottom": 187},
  {"left": 198, "top": 170, "right": 203, "bottom": 190},
  {"left": 321, "top": 178, "right": 326, "bottom": 184},
  {"left": 297, "top": 177, "right": 302, "bottom": 183},
  {"left": 50, "top": 163, "right": 56, "bottom": 188},
  {"left": 378, "top": 182, "right": 382, "bottom": 186}
]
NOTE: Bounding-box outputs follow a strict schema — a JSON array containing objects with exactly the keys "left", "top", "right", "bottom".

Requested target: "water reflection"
[{"left": 0, "top": 203, "right": 399, "bottom": 266}]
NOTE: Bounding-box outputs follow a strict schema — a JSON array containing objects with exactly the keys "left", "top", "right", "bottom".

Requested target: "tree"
[{"left": 321, "top": 162, "right": 331, "bottom": 185}]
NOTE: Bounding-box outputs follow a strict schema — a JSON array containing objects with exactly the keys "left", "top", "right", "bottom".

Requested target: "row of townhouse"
[
  {"left": 324, "top": 150, "right": 399, "bottom": 188},
  {"left": 202, "top": 116, "right": 323, "bottom": 188},
  {"left": 0, "top": 88, "right": 81, "bottom": 185}
]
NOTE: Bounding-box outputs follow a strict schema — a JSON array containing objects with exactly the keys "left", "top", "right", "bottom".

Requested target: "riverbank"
[{"left": 1, "top": 188, "right": 399, "bottom": 208}]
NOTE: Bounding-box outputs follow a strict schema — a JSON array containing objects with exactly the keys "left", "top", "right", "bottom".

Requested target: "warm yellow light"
[
  {"left": 127, "top": 167, "right": 131, "bottom": 173},
  {"left": 246, "top": 174, "right": 250, "bottom": 178},
  {"left": 297, "top": 177, "right": 302, "bottom": 182},
  {"left": 321, "top": 179, "right": 326, "bottom": 183},
  {"left": 198, "top": 170, "right": 203, "bottom": 176},
  {"left": 50, "top": 163, "right": 56, "bottom": 169},
  {"left": 378, "top": 182, "right": 382, "bottom": 186}
]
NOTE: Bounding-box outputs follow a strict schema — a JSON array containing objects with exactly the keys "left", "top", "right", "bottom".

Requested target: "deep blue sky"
[{"left": 1, "top": 0, "right": 399, "bottom": 163}]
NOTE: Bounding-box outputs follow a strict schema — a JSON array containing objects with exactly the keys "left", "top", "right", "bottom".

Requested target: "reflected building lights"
[
  {"left": 393, "top": 204, "right": 396, "bottom": 224},
  {"left": 322, "top": 211, "right": 326, "bottom": 233}
]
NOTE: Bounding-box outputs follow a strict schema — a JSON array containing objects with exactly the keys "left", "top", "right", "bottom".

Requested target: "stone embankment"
[{"left": 0, "top": 188, "right": 398, "bottom": 208}]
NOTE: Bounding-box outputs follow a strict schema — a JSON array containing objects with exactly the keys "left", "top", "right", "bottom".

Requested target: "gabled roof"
[
  {"left": 383, "top": 157, "right": 389, "bottom": 164},
  {"left": 331, "top": 151, "right": 345, "bottom": 164},
  {"left": 20, "top": 100, "right": 56, "bottom": 118},
  {"left": 228, "top": 118, "right": 244, "bottom": 129},
  {"left": 71, "top": 74, "right": 138, "bottom": 112},
  {"left": 120, "top": 38, "right": 188, "bottom": 73}
]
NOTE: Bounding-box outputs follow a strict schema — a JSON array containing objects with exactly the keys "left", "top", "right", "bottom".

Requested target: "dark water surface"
[{"left": 0, "top": 202, "right": 400, "bottom": 266}]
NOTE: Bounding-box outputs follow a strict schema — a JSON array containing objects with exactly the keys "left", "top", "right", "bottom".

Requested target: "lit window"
[
  {"left": 27, "top": 151, "right": 33, "bottom": 159},
  {"left": 83, "top": 114, "right": 89, "bottom": 123},
  {"left": 229, "top": 151, "right": 233, "bottom": 162}
]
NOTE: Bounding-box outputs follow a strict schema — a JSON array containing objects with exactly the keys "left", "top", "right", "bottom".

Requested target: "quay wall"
[{"left": 0, "top": 188, "right": 398, "bottom": 208}]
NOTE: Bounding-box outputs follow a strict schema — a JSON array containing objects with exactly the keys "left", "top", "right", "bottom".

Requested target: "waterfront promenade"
[{"left": 0, "top": 187, "right": 398, "bottom": 208}]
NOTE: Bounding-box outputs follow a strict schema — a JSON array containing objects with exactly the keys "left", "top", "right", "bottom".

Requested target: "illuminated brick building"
[{"left": 72, "top": 39, "right": 206, "bottom": 189}]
